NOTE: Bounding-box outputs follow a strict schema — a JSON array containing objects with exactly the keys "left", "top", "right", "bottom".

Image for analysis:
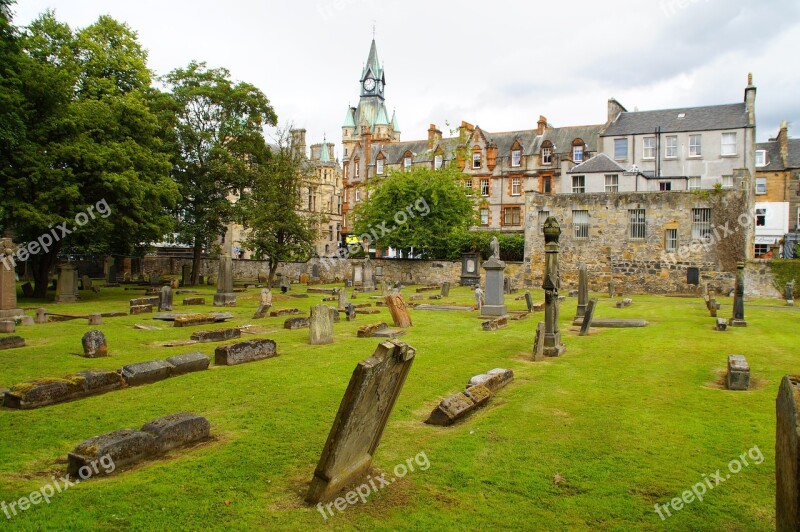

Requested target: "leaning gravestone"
[
  {"left": 524, "top": 291, "right": 533, "bottom": 313},
  {"left": 253, "top": 288, "right": 273, "bottom": 319},
  {"left": 309, "top": 304, "right": 335, "bottom": 345},
  {"left": 579, "top": 298, "right": 598, "bottom": 337},
  {"left": 385, "top": 294, "right": 413, "bottom": 328},
  {"left": 777, "top": 375, "right": 800, "bottom": 531},
  {"left": 213, "top": 255, "right": 236, "bottom": 307},
  {"left": 532, "top": 321, "right": 546, "bottom": 362},
  {"left": 160, "top": 285, "right": 173, "bottom": 312},
  {"left": 81, "top": 275, "right": 93, "bottom": 291},
  {"left": 82, "top": 330, "right": 108, "bottom": 358},
  {"left": 306, "top": 340, "right": 416, "bottom": 503}
]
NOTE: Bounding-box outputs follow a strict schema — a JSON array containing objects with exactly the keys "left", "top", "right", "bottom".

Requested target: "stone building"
[{"left": 755, "top": 121, "right": 800, "bottom": 257}]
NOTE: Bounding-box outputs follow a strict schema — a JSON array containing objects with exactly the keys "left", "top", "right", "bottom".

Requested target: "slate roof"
[
  {"left": 567, "top": 153, "right": 627, "bottom": 174},
  {"left": 789, "top": 139, "right": 800, "bottom": 168},
  {"left": 541, "top": 124, "right": 604, "bottom": 153},
  {"left": 602, "top": 103, "right": 750, "bottom": 136},
  {"left": 756, "top": 140, "right": 784, "bottom": 172},
  {"left": 478, "top": 130, "right": 540, "bottom": 157}
]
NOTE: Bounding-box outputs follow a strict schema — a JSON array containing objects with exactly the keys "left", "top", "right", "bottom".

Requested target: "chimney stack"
[{"left": 428, "top": 124, "right": 442, "bottom": 149}]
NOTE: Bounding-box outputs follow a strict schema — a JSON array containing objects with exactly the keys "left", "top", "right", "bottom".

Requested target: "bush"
[{"left": 770, "top": 259, "right": 800, "bottom": 298}]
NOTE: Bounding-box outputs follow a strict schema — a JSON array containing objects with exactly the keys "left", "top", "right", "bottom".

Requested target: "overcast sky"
[{"left": 11, "top": 0, "right": 800, "bottom": 158}]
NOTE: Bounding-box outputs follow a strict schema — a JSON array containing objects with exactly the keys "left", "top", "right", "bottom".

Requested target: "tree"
[
  {"left": 240, "top": 129, "right": 318, "bottom": 286},
  {"left": 0, "top": 12, "right": 178, "bottom": 297},
  {"left": 163, "top": 61, "right": 277, "bottom": 284},
  {"left": 351, "top": 164, "right": 476, "bottom": 258}
]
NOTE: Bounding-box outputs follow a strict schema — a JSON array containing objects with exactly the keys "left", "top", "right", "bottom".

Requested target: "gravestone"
[
  {"left": 20, "top": 316, "right": 33, "bottom": 326},
  {"left": 215, "top": 338, "right": 278, "bottom": 366},
  {"left": 776, "top": 375, "right": 800, "bottom": 531},
  {"left": 352, "top": 263, "right": 363, "bottom": 286},
  {"left": 107, "top": 264, "right": 118, "bottom": 284},
  {"left": 729, "top": 261, "right": 747, "bottom": 327},
  {"left": 687, "top": 267, "right": 700, "bottom": 285},
  {"left": 542, "top": 217, "right": 565, "bottom": 356},
  {"left": 786, "top": 281, "right": 795, "bottom": 306},
  {"left": 362, "top": 258, "right": 375, "bottom": 292},
  {"left": 21, "top": 282, "right": 33, "bottom": 298},
  {"left": 579, "top": 298, "right": 598, "bottom": 337},
  {"left": 441, "top": 282, "right": 451, "bottom": 297},
  {"left": 213, "top": 255, "right": 237, "bottom": 307},
  {"left": 190, "top": 328, "right": 240, "bottom": 343},
  {"left": 607, "top": 280, "right": 615, "bottom": 298},
  {"left": 160, "top": 286, "right": 173, "bottom": 312},
  {"left": 54, "top": 263, "right": 78, "bottom": 303},
  {"left": 81, "top": 275, "right": 93, "bottom": 291},
  {"left": 183, "top": 297, "right": 205, "bottom": 306},
  {"left": 480, "top": 256, "right": 507, "bottom": 318},
  {"left": 344, "top": 303, "right": 356, "bottom": 321},
  {"left": 524, "top": 291, "right": 533, "bottom": 313},
  {"left": 0, "top": 320, "right": 14, "bottom": 333},
  {"left": 284, "top": 317, "right": 310, "bottom": 329},
  {"left": 726, "top": 355, "right": 750, "bottom": 390},
  {"left": 253, "top": 288, "right": 272, "bottom": 319},
  {"left": 35, "top": 308, "right": 47, "bottom": 324},
  {"left": 715, "top": 318, "right": 727, "bottom": 331},
  {"left": 385, "top": 294, "right": 412, "bottom": 327},
  {"left": 166, "top": 352, "right": 210, "bottom": 375},
  {"left": 460, "top": 252, "right": 481, "bottom": 287},
  {"left": 0, "top": 239, "right": 22, "bottom": 319},
  {"left": 306, "top": 340, "right": 416, "bottom": 503},
  {"left": 181, "top": 264, "right": 192, "bottom": 287},
  {"left": 338, "top": 287, "right": 349, "bottom": 309},
  {"left": 122, "top": 359, "right": 174, "bottom": 386},
  {"left": 82, "top": 330, "right": 108, "bottom": 358},
  {"left": 576, "top": 263, "right": 589, "bottom": 318},
  {"left": 503, "top": 277, "right": 511, "bottom": 295},
  {"left": 88, "top": 313, "right": 102, "bottom": 326},
  {"left": 0, "top": 336, "right": 24, "bottom": 350},
  {"left": 309, "top": 304, "right": 335, "bottom": 345},
  {"left": 532, "top": 321, "right": 546, "bottom": 361}
]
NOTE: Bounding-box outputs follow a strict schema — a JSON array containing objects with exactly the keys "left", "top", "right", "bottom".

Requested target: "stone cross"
[
  {"left": 576, "top": 262, "right": 588, "bottom": 318},
  {"left": 306, "top": 340, "right": 416, "bottom": 503},
  {"left": 213, "top": 255, "right": 237, "bottom": 307},
  {"left": 729, "top": 261, "right": 747, "bottom": 327},
  {"left": 542, "top": 217, "right": 565, "bottom": 357}
]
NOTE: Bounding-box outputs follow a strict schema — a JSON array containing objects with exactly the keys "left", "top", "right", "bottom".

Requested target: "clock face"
[{"left": 363, "top": 78, "right": 376, "bottom": 92}]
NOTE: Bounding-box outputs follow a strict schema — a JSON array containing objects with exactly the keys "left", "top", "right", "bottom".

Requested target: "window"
[
  {"left": 797, "top": 206, "right": 800, "bottom": 229},
  {"left": 643, "top": 137, "right": 656, "bottom": 159},
  {"left": 328, "top": 226, "right": 333, "bottom": 241},
  {"left": 722, "top": 175, "right": 734, "bottom": 189},
  {"left": 629, "top": 209, "right": 646, "bottom": 239},
  {"left": 572, "top": 175, "right": 585, "bottom": 194},
  {"left": 354, "top": 161, "right": 360, "bottom": 178},
  {"left": 688, "top": 177, "right": 701, "bottom": 191},
  {"left": 541, "top": 176, "right": 552, "bottom": 194},
  {"left": 464, "top": 179, "right": 473, "bottom": 196},
  {"left": 511, "top": 149, "right": 521, "bottom": 167},
  {"left": 665, "top": 136, "right": 678, "bottom": 158},
  {"left": 573, "top": 145, "right": 583, "bottom": 162},
  {"left": 605, "top": 174, "right": 619, "bottom": 193},
  {"left": 434, "top": 154, "right": 443, "bottom": 170},
  {"left": 755, "top": 150, "right": 767, "bottom": 167},
  {"left": 541, "top": 146, "right": 553, "bottom": 165},
  {"left": 538, "top": 211, "right": 550, "bottom": 234},
  {"left": 403, "top": 156, "right": 412, "bottom": 169},
  {"left": 480, "top": 179, "right": 490, "bottom": 196},
  {"left": 512, "top": 177, "right": 521, "bottom": 196},
  {"left": 691, "top": 208, "right": 712, "bottom": 240},
  {"left": 689, "top": 134, "right": 702, "bottom": 157},
  {"left": 659, "top": 181, "right": 672, "bottom": 191},
  {"left": 473, "top": 151, "right": 482, "bottom": 169},
  {"left": 755, "top": 177, "right": 767, "bottom": 195},
  {"left": 480, "top": 208, "right": 489, "bottom": 226},
  {"left": 376, "top": 158, "right": 384, "bottom": 175},
  {"left": 573, "top": 210, "right": 589, "bottom": 239},
  {"left": 721, "top": 132, "right": 737, "bottom": 156},
  {"left": 665, "top": 229, "right": 678, "bottom": 252},
  {"left": 614, "top": 138, "right": 628, "bottom": 160},
  {"left": 755, "top": 244, "right": 769, "bottom": 258},
  {"left": 503, "top": 207, "right": 521, "bottom": 226},
  {"left": 756, "top": 208, "right": 766, "bottom": 227},
  {"left": 354, "top": 188, "right": 360, "bottom": 202}
]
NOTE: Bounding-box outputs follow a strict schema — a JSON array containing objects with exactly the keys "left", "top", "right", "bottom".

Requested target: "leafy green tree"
[
  {"left": 163, "top": 61, "right": 277, "bottom": 284},
  {"left": 0, "top": 12, "right": 178, "bottom": 297},
  {"left": 240, "top": 129, "right": 318, "bottom": 286},
  {"left": 351, "top": 164, "right": 475, "bottom": 258}
]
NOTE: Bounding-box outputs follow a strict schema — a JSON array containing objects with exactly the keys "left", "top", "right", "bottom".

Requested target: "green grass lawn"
[{"left": 0, "top": 281, "right": 794, "bottom": 530}]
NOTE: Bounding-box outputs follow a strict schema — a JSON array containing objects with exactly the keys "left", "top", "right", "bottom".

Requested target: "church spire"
[{"left": 360, "top": 38, "right": 383, "bottom": 82}]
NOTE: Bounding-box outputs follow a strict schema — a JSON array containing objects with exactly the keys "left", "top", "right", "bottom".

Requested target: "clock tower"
[{"left": 359, "top": 39, "right": 385, "bottom": 100}]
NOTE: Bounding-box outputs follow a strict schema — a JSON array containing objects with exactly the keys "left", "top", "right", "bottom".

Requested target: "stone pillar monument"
[
  {"left": 542, "top": 217, "right": 565, "bottom": 357},
  {"left": 54, "top": 263, "right": 78, "bottom": 303},
  {"left": 0, "top": 237, "right": 23, "bottom": 318},
  {"left": 576, "top": 262, "right": 588, "bottom": 319},
  {"left": 362, "top": 258, "right": 375, "bottom": 293},
  {"left": 213, "top": 255, "right": 237, "bottom": 307},
  {"left": 729, "top": 261, "right": 747, "bottom": 327},
  {"left": 480, "top": 239, "right": 507, "bottom": 318}
]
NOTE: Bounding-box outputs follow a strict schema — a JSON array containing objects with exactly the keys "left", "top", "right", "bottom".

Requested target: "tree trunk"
[
  {"left": 31, "top": 243, "right": 61, "bottom": 299},
  {"left": 191, "top": 240, "right": 203, "bottom": 286},
  {"left": 267, "top": 257, "right": 278, "bottom": 289}
]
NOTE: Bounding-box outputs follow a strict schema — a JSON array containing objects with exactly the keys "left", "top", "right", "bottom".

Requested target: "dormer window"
[
  {"left": 376, "top": 157, "right": 385, "bottom": 175},
  {"left": 755, "top": 149, "right": 767, "bottom": 167},
  {"left": 472, "top": 147, "right": 482, "bottom": 169},
  {"left": 434, "top": 154, "right": 443, "bottom": 170},
  {"left": 511, "top": 142, "right": 522, "bottom": 167},
  {"left": 403, "top": 151, "right": 412, "bottom": 170},
  {"left": 541, "top": 141, "right": 553, "bottom": 165},
  {"left": 354, "top": 158, "right": 360, "bottom": 178},
  {"left": 572, "top": 139, "right": 584, "bottom": 162}
]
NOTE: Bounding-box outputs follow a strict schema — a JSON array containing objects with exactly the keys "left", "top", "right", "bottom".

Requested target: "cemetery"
[{"left": 0, "top": 249, "right": 796, "bottom": 529}]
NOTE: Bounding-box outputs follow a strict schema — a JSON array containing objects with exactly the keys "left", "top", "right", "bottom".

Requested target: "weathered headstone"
[
  {"left": 729, "top": 261, "right": 747, "bottom": 327},
  {"left": 608, "top": 280, "right": 616, "bottom": 298},
  {"left": 467, "top": 368, "right": 514, "bottom": 393},
  {"left": 0, "top": 238, "right": 23, "bottom": 319},
  {"left": 81, "top": 275, "right": 93, "bottom": 291},
  {"left": 480, "top": 254, "right": 507, "bottom": 318},
  {"left": 35, "top": 308, "right": 47, "bottom": 324},
  {"left": 576, "top": 263, "right": 588, "bottom": 318},
  {"left": 726, "top": 355, "right": 750, "bottom": 391},
  {"left": 0, "top": 320, "right": 14, "bottom": 333},
  {"left": 213, "top": 255, "right": 237, "bottom": 307},
  {"left": 284, "top": 317, "right": 310, "bottom": 329},
  {"left": 4, "top": 369, "right": 123, "bottom": 409},
  {"left": 181, "top": 264, "right": 192, "bottom": 287},
  {"left": 122, "top": 359, "right": 174, "bottom": 386},
  {"left": 166, "top": 352, "right": 211, "bottom": 375},
  {"left": 20, "top": 316, "right": 34, "bottom": 326},
  {"left": 524, "top": 291, "right": 533, "bottom": 313},
  {"left": 214, "top": 339, "right": 278, "bottom": 366},
  {"left": 786, "top": 281, "right": 795, "bottom": 306},
  {"left": 532, "top": 321, "right": 546, "bottom": 362},
  {"left": 426, "top": 386, "right": 492, "bottom": 426},
  {"left": 715, "top": 318, "right": 728, "bottom": 331},
  {"left": 130, "top": 304, "right": 153, "bottom": 315},
  {"left": 306, "top": 340, "right": 416, "bottom": 503},
  {"left": 309, "top": 304, "right": 335, "bottom": 345},
  {"left": 344, "top": 303, "right": 356, "bottom": 321},
  {"left": 579, "top": 298, "right": 598, "bottom": 337},
  {"left": 190, "top": 328, "right": 241, "bottom": 343},
  {"left": 149, "top": 273, "right": 160, "bottom": 286},
  {"left": 159, "top": 285, "right": 173, "bottom": 312},
  {"left": 253, "top": 288, "right": 272, "bottom": 319},
  {"left": 482, "top": 317, "right": 508, "bottom": 331},
  {"left": 542, "top": 217, "right": 565, "bottom": 356},
  {"left": 385, "top": 294, "right": 413, "bottom": 328},
  {"left": 88, "top": 313, "right": 102, "bottom": 326},
  {"left": 776, "top": 375, "right": 800, "bottom": 531},
  {"left": 183, "top": 297, "right": 206, "bottom": 306},
  {"left": 362, "top": 258, "right": 375, "bottom": 292},
  {"left": 441, "top": 281, "right": 451, "bottom": 297},
  {"left": 269, "top": 308, "right": 300, "bottom": 317},
  {"left": 338, "top": 287, "right": 349, "bottom": 309},
  {"left": 0, "top": 335, "right": 25, "bottom": 350},
  {"left": 82, "top": 330, "right": 108, "bottom": 358},
  {"left": 54, "top": 263, "right": 78, "bottom": 303}
]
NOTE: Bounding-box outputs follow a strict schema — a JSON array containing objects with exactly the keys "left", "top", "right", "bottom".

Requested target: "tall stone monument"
[
  {"left": 362, "top": 258, "right": 375, "bottom": 293},
  {"left": 480, "top": 237, "right": 507, "bottom": 318},
  {"left": 213, "top": 255, "right": 236, "bottom": 307},
  {"left": 729, "top": 261, "right": 747, "bottom": 327},
  {"left": 54, "top": 263, "right": 78, "bottom": 303},
  {"left": 0, "top": 237, "right": 23, "bottom": 319},
  {"left": 542, "top": 217, "right": 565, "bottom": 357},
  {"left": 576, "top": 262, "right": 589, "bottom": 319}
]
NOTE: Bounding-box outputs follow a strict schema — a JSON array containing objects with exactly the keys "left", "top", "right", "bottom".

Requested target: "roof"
[
  {"left": 567, "top": 153, "right": 627, "bottom": 174},
  {"left": 789, "top": 139, "right": 800, "bottom": 168},
  {"left": 361, "top": 39, "right": 384, "bottom": 82},
  {"left": 602, "top": 103, "right": 750, "bottom": 136},
  {"left": 541, "top": 124, "right": 604, "bottom": 154},
  {"left": 320, "top": 138, "right": 330, "bottom": 163},
  {"left": 476, "top": 130, "right": 540, "bottom": 157},
  {"left": 391, "top": 109, "right": 400, "bottom": 132},
  {"left": 756, "top": 140, "right": 784, "bottom": 172},
  {"left": 343, "top": 107, "right": 355, "bottom": 128}
]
